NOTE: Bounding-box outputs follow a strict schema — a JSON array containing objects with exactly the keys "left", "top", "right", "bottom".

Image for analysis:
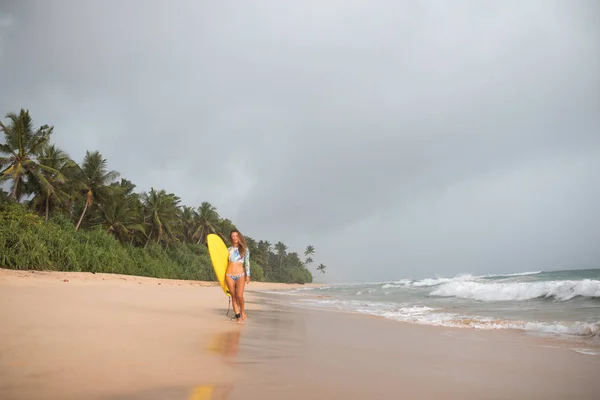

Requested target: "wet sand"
[
  {"left": 226, "top": 295, "right": 600, "bottom": 399},
  {"left": 1, "top": 269, "right": 599, "bottom": 399}
]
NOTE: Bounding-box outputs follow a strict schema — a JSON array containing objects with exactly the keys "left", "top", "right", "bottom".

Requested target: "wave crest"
[
  {"left": 411, "top": 274, "right": 474, "bottom": 287},
  {"left": 430, "top": 279, "right": 600, "bottom": 301}
]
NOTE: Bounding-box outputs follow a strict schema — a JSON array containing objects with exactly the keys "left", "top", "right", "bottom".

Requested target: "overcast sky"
[{"left": 1, "top": 1, "right": 599, "bottom": 283}]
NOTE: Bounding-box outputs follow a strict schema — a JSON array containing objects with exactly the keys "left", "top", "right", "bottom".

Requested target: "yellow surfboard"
[{"left": 207, "top": 233, "right": 230, "bottom": 296}]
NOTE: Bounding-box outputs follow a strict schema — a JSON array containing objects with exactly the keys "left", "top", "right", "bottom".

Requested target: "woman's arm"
[{"left": 244, "top": 249, "right": 250, "bottom": 277}]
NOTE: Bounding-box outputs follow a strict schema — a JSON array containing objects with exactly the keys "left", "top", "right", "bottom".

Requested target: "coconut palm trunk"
[
  {"left": 145, "top": 230, "right": 153, "bottom": 247},
  {"left": 75, "top": 190, "right": 92, "bottom": 231},
  {"left": 45, "top": 194, "right": 50, "bottom": 222},
  {"left": 10, "top": 176, "right": 19, "bottom": 200}
]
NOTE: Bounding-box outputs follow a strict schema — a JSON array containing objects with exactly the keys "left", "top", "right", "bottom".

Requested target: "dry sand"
[{"left": 1, "top": 269, "right": 599, "bottom": 400}]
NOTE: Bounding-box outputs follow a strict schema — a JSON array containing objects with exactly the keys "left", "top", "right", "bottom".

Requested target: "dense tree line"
[{"left": 0, "top": 109, "right": 327, "bottom": 283}]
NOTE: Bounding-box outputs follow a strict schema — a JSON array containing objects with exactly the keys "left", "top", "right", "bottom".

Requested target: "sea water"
[{"left": 269, "top": 269, "right": 600, "bottom": 346}]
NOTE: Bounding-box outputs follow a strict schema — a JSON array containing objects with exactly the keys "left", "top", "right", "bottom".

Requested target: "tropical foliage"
[{"left": 0, "top": 109, "right": 327, "bottom": 284}]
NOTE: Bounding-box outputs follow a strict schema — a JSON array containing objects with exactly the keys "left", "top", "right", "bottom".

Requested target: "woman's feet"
[{"left": 231, "top": 312, "right": 247, "bottom": 323}]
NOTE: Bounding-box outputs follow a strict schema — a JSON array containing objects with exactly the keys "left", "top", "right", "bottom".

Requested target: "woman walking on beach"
[{"left": 225, "top": 229, "right": 250, "bottom": 321}]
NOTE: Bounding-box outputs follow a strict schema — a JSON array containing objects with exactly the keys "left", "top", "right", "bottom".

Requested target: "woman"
[{"left": 225, "top": 229, "right": 250, "bottom": 321}]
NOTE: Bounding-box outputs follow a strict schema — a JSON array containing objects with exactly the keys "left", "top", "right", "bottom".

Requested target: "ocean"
[{"left": 268, "top": 269, "right": 600, "bottom": 347}]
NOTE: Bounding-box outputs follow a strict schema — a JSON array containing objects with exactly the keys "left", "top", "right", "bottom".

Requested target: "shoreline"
[
  {"left": 2, "top": 269, "right": 599, "bottom": 399},
  {"left": 0, "top": 268, "right": 324, "bottom": 290},
  {"left": 235, "top": 292, "right": 600, "bottom": 399},
  {"left": 2, "top": 268, "right": 596, "bottom": 351},
  {"left": 254, "top": 290, "right": 600, "bottom": 357},
  {"left": 254, "top": 283, "right": 600, "bottom": 353}
]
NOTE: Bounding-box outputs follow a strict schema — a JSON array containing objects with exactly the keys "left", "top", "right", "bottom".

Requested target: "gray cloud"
[{"left": 1, "top": 0, "right": 599, "bottom": 282}]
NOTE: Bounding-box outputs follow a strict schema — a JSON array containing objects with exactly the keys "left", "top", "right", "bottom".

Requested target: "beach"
[{"left": 1, "top": 269, "right": 599, "bottom": 400}]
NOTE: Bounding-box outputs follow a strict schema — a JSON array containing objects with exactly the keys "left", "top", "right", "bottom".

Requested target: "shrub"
[{"left": 0, "top": 203, "right": 216, "bottom": 281}]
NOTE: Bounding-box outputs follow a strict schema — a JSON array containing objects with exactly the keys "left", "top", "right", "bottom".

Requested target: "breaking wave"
[
  {"left": 430, "top": 279, "right": 600, "bottom": 302},
  {"left": 260, "top": 269, "right": 600, "bottom": 348},
  {"left": 381, "top": 271, "right": 542, "bottom": 289},
  {"left": 411, "top": 274, "right": 474, "bottom": 287}
]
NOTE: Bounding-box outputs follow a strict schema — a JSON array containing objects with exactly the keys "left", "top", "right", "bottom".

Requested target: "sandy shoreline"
[
  {"left": 0, "top": 268, "right": 319, "bottom": 290},
  {"left": 1, "top": 269, "right": 599, "bottom": 399},
  {"left": 0, "top": 269, "right": 307, "bottom": 400}
]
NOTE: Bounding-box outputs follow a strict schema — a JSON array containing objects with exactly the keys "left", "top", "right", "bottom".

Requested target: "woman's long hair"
[{"left": 230, "top": 229, "right": 247, "bottom": 258}]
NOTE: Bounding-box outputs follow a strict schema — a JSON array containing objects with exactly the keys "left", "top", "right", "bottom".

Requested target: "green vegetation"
[{"left": 0, "top": 109, "right": 327, "bottom": 283}]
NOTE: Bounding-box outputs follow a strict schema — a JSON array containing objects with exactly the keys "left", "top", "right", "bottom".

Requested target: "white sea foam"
[
  {"left": 411, "top": 274, "right": 474, "bottom": 287},
  {"left": 572, "top": 348, "right": 600, "bottom": 356},
  {"left": 430, "top": 279, "right": 600, "bottom": 301},
  {"left": 259, "top": 287, "right": 317, "bottom": 296},
  {"left": 262, "top": 269, "right": 600, "bottom": 348},
  {"left": 381, "top": 279, "right": 411, "bottom": 289},
  {"left": 294, "top": 297, "right": 600, "bottom": 340},
  {"left": 412, "top": 270, "right": 539, "bottom": 284},
  {"left": 363, "top": 271, "right": 542, "bottom": 291},
  {"left": 259, "top": 290, "right": 302, "bottom": 296}
]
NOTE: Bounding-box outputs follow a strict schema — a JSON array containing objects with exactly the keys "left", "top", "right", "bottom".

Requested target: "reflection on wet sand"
[
  {"left": 106, "top": 328, "right": 243, "bottom": 400},
  {"left": 104, "top": 383, "right": 235, "bottom": 400},
  {"left": 206, "top": 328, "right": 243, "bottom": 361},
  {"left": 188, "top": 384, "right": 233, "bottom": 400},
  {"left": 187, "top": 327, "right": 244, "bottom": 400}
]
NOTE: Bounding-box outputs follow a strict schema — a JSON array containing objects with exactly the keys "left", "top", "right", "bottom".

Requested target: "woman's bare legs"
[
  {"left": 235, "top": 277, "right": 247, "bottom": 320},
  {"left": 225, "top": 276, "right": 239, "bottom": 318}
]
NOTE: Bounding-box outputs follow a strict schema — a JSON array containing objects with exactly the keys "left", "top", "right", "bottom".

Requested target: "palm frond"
[{"left": 0, "top": 143, "right": 16, "bottom": 156}]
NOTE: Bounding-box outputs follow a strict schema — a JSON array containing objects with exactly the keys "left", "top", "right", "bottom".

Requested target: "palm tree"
[
  {"left": 275, "top": 241, "right": 287, "bottom": 268},
  {"left": 215, "top": 217, "right": 237, "bottom": 242},
  {"left": 141, "top": 188, "right": 181, "bottom": 246},
  {"left": 245, "top": 235, "right": 258, "bottom": 256},
  {"left": 29, "top": 145, "right": 77, "bottom": 221},
  {"left": 95, "top": 182, "right": 145, "bottom": 243},
  {"left": 0, "top": 109, "right": 60, "bottom": 201},
  {"left": 317, "top": 264, "right": 327, "bottom": 274},
  {"left": 304, "top": 244, "right": 315, "bottom": 266},
  {"left": 74, "top": 151, "right": 119, "bottom": 230},
  {"left": 113, "top": 178, "right": 136, "bottom": 197},
  {"left": 180, "top": 206, "right": 197, "bottom": 243},
  {"left": 257, "top": 240, "right": 271, "bottom": 273},
  {"left": 304, "top": 245, "right": 315, "bottom": 257},
  {"left": 194, "top": 201, "right": 219, "bottom": 245}
]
